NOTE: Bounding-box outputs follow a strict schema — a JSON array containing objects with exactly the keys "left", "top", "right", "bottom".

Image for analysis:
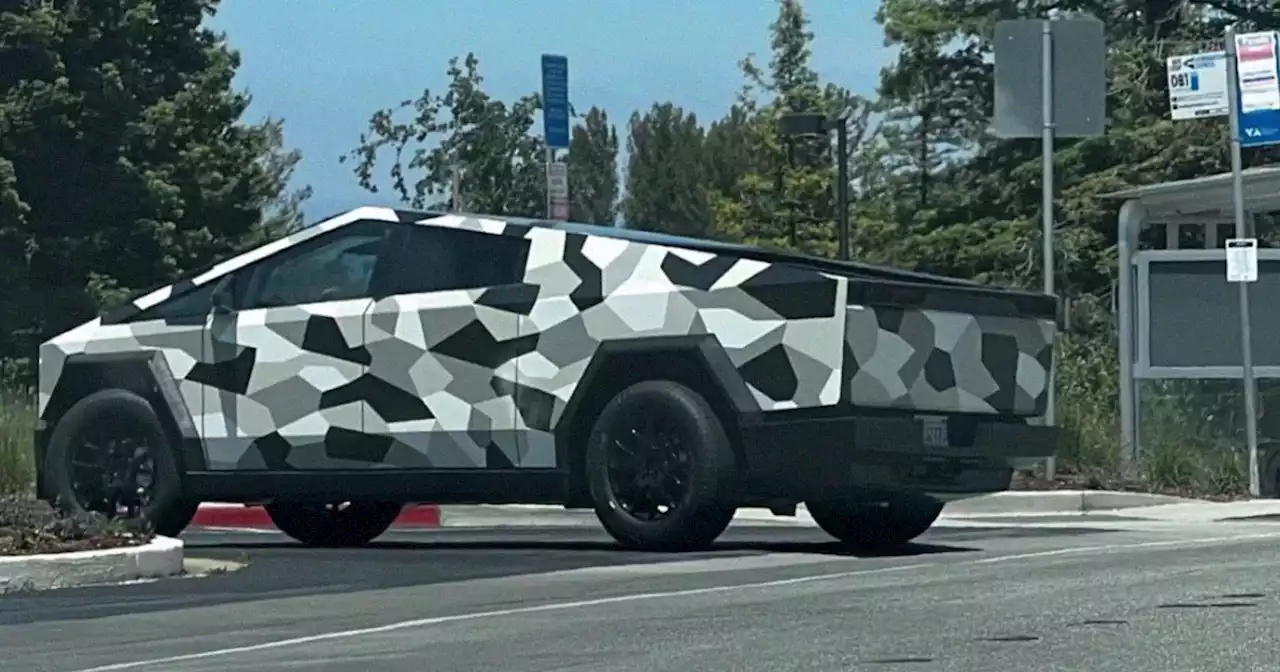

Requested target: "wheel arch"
[
  {"left": 37, "top": 351, "right": 206, "bottom": 500},
  {"left": 553, "top": 335, "right": 760, "bottom": 507}
]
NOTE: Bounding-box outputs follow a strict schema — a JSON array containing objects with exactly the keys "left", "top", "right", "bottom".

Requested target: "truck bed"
[{"left": 542, "top": 217, "right": 1059, "bottom": 418}]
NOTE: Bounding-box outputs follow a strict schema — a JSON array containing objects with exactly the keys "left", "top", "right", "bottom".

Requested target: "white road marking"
[
  {"left": 188, "top": 527, "right": 278, "bottom": 535},
  {"left": 64, "top": 530, "right": 1280, "bottom": 672}
]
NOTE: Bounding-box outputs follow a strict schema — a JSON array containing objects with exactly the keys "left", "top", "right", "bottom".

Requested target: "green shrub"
[{"left": 1048, "top": 297, "right": 1250, "bottom": 497}]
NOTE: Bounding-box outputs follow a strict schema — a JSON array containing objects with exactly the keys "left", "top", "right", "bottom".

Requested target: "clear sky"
[{"left": 209, "top": 0, "right": 890, "bottom": 221}]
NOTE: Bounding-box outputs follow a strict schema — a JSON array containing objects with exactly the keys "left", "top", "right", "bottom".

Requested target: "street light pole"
[
  {"left": 836, "top": 106, "right": 852, "bottom": 261},
  {"left": 780, "top": 108, "right": 853, "bottom": 261}
]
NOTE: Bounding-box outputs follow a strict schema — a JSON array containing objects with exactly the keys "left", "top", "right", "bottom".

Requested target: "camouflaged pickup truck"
[{"left": 34, "top": 207, "right": 1058, "bottom": 550}]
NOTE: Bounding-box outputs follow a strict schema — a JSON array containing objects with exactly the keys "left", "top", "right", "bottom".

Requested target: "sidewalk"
[{"left": 190, "top": 491, "right": 1280, "bottom": 530}]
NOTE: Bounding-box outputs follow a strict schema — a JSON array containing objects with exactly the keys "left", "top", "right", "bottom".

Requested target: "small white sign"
[
  {"left": 545, "top": 161, "right": 569, "bottom": 200},
  {"left": 1227, "top": 237, "right": 1259, "bottom": 282},
  {"left": 1236, "top": 32, "right": 1280, "bottom": 113},
  {"left": 1167, "top": 51, "right": 1229, "bottom": 120},
  {"left": 550, "top": 197, "right": 570, "bottom": 221}
]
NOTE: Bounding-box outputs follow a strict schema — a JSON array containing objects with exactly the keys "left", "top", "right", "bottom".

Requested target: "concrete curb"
[
  {"left": 939, "top": 490, "right": 1196, "bottom": 517},
  {"left": 0, "top": 535, "right": 184, "bottom": 594},
  {"left": 434, "top": 491, "right": 1214, "bottom": 529},
  {"left": 191, "top": 504, "right": 441, "bottom": 529}
]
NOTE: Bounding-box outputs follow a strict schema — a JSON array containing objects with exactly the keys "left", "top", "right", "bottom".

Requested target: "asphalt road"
[{"left": 2, "top": 519, "right": 1280, "bottom": 672}]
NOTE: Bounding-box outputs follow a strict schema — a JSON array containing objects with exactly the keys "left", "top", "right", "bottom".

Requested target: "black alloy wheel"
[
  {"left": 44, "top": 388, "right": 195, "bottom": 537},
  {"left": 604, "top": 407, "right": 694, "bottom": 523},
  {"left": 67, "top": 417, "right": 159, "bottom": 520},
  {"left": 586, "top": 380, "right": 738, "bottom": 552}
]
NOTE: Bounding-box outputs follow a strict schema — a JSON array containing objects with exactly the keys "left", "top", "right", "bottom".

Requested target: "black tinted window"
[
  {"left": 391, "top": 226, "right": 529, "bottom": 294},
  {"left": 242, "top": 220, "right": 394, "bottom": 309}
]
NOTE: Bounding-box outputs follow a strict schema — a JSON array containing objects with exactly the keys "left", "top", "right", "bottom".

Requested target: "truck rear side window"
[{"left": 391, "top": 226, "right": 529, "bottom": 295}]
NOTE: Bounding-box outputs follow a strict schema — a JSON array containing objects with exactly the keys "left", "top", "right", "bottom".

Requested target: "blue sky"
[{"left": 209, "top": 0, "right": 890, "bottom": 221}]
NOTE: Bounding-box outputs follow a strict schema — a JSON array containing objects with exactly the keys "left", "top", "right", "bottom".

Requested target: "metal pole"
[
  {"left": 1116, "top": 199, "right": 1146, "bottom": 469},
  {"left": 836, "top": 116, "right": 850, "bottom": 261},
  {"left": 545, "top": 147, "right": 554, "bottom": 219},
  {"left": 1041, "top": 18, "right": 1058, "bottom": 480},
  {"left": 1224, "top": 25, "right": 1262, "bottom": 497}
]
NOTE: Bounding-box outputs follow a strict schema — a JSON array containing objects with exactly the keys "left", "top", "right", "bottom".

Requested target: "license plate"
[{"left": 920, "top": 415, "right": 949, "bottom": 448}]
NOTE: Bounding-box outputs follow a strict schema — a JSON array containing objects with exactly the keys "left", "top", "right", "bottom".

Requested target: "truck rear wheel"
[
  {"left": 264, "top": 501, "right": 403, "bottom": 547},
  {"left": 807, "top": 495, "right": 944, "bottom": 551},
  {"left": 585, "top": 380, "right": 737, "bottom": 551}
]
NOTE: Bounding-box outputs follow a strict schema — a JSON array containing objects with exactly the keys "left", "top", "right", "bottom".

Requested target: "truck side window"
[{"left": 391, "top": 226, "right": 529, "bottom": 295}]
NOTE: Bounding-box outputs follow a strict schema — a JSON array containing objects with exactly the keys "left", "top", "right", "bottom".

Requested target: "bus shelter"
[{"left": 1102, "top": 166, "right": 1280, "bottom": 491}]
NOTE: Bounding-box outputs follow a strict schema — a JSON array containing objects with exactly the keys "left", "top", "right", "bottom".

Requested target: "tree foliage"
[
  {"left": 345, "top": 53, "right": 620, "bottom": 222},
  {"left": 0, "top": 0, "right": 308, "bottom": 362},
  {"left": 622, "top": 103, "right": 710, "bottom": 236},
  {"left": 567, "top": 106, "right": 619, "bottom": 225}
]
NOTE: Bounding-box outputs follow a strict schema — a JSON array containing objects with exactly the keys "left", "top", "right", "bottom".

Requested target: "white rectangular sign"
[
  {"left": 1227, "top": 238, "right": 1259, "bottom": 282},
  {"left": 1167, "top": 51, "right": 1228, "bottom": 120},
  {"left": 545, "top": 161, "right": 569, "bottom": 200},
  {"left": 551, "top": 198, "right": 570, "bottom": 221},
  {"left": 1235, "top": 32, "right": 1280, "bottom": 113}
]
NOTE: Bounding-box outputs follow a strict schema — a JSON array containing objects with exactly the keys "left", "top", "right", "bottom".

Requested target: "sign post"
[
  {"left": 1225, "top": 26, "right": 1271, "bottom": 497},
  {"left": 993, "top": 15, "right": 1107, "bottom": 480},
  {"left": 540, "top": 54, "right": 571, "bottom": 220}
]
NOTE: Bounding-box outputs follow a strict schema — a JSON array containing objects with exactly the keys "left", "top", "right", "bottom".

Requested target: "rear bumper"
[{"left": 738, "top": 410, "right": 1057, "bottom": 502}]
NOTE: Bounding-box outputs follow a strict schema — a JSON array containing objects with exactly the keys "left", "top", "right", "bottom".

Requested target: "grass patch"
[{"left": 0, "top": 387, "right": 35, "bottom": 497}]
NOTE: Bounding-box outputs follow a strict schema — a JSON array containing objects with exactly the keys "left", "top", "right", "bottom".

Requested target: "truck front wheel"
[{"left": 807, "top": 495, "right": 944, "bottom": 551}]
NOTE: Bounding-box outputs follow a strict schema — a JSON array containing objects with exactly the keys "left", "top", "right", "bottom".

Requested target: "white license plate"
[{"left": 920, "top": 416, "right": 949, "bottom": 448}]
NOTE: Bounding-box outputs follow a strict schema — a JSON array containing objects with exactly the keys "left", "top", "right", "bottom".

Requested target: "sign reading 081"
[{"left": 1166, "top": 51, "right": 1229, "bottom": 121}]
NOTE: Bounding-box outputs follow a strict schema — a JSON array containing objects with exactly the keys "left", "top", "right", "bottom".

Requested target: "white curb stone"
[
  {"left": 0, "top": 535, "right": 184, "bottom": 594},
  {"left": 437, "top": 491, "right": 1233, "bottom": 528},
  {"left": 940, "top": 490, "right": 1195, "bottom": 516}
]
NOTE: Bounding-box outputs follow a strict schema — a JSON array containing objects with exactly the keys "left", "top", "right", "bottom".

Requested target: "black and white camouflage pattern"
[{"left": 38, "top": 207, "right": 1057, "bottom": 471}]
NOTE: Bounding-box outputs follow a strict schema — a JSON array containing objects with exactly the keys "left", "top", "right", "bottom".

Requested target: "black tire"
[
  {"left": 43, "top": 388, "right": 195, "bottom": 537},
  {"left": 585, "top": 380, "right": 738, "bottom": 551},
  {"left": 807, "top": 495, "right": 944, "bottom": 551},
  {"left": 264, "top": 501, "right": 403, "bottom": 547}
]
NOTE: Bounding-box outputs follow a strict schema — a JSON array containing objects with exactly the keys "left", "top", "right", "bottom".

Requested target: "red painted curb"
[{"left": 190, "top": 503, "right": 441, "bottom": 529}]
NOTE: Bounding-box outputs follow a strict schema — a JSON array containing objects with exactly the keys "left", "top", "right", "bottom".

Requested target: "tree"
[
  {"left": 867, "top": 0, "right": 1274, "bottom": 293},
  {"left": 344, "top": 53, "right": 546, "bottom": 217},
  {"left": 703, "top": 104, "right": 753, "bottom": 201},
  {"left": 709, "top": 0, "right": 879, "bottom": 258},
  {"left": 567, "top": 107, "right": 619, "bottom": 225},
  {"left": 0, "top": 0, "right": 309, "bottom": 361},
  {"left": 621, "top": 103, "right": 710, "bottom": 236}
]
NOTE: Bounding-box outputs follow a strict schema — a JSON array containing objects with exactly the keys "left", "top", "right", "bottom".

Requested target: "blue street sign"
[
  {"left": 1234, "top": 32, "right": 1280, "bottom": 147},
  {"left": 1238, "top": 105, "right": 1280, "bottom": 147},
  {"left": 540, "top": 54, "right": 570, "bottom": 149}
]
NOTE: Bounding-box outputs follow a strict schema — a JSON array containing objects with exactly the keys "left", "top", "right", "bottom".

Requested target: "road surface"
[{"left": 1, "top": 519, "right": 1278, "bottom": 671}]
